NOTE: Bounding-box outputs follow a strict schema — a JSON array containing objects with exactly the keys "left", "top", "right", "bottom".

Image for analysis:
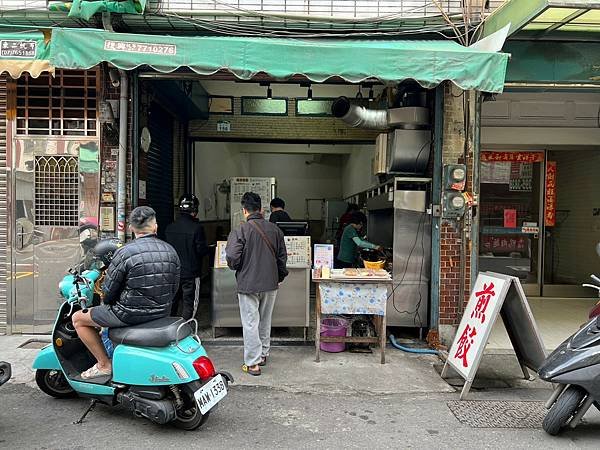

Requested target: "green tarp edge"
[
  {"left": 68, "top": 0, "right": 147, "bottom": 21},
  {"left": 49, "top": 28, "right": 509, "bottom": 93}
]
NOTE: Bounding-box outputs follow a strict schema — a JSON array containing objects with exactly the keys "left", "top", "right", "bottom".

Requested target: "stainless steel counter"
[{"left": 211, "top": 267, "right": 310, "bottom": 329}]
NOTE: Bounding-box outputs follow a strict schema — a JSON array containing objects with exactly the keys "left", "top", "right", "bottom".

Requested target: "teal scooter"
[{"left": 33, "top": 257, "right": 233, "bottom": 430}]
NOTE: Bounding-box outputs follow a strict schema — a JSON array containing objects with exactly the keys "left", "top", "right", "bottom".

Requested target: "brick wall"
[
  {"left": 438, "top": 84, "right": 476, "bottom": 343},
  {"left": 189, "top": 98, "right": 378, "bottom": 142}
]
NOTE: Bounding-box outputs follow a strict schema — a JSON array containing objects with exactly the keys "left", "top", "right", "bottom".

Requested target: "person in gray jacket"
[{"left": 226, "top": 192, "right": 288, "bottom": 376}]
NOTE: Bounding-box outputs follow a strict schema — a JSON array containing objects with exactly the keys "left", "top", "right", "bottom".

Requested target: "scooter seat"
[{"left": 109, "top": 317, "right": 193, "bottom": 347}]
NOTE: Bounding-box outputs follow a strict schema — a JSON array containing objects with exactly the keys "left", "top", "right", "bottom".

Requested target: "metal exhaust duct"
[
  {"left": 331, "top": 96, "right": 388, "bottom": 130},
  {"left": 331, "top": 96, "right": 429, "bottom": 130}
]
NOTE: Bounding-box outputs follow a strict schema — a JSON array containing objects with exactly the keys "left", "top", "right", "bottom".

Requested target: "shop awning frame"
[
  {"left": 48, "top": 28, "right": 509, "bottom": 93},
  {"left": 0, "top": 30, "right": 54, "bottom": 78},
  {"left": 483, "top": 0, "right": 600, "bottom": 39}
]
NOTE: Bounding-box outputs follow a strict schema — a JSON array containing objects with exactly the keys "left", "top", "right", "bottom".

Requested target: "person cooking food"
[{"left": 336, "top": 211, "right": 382, "bottom": 268}]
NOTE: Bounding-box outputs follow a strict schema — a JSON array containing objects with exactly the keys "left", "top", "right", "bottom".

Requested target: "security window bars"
[
  {"left": 34, "top": 156, "right": 79, "bottom": 227},
  {"left": 16, "top": 69, "right": 98, "bottom": 136}
]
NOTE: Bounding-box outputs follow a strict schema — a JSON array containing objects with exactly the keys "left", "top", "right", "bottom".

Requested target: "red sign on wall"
[
  {"left": 503, "top": 209, "right": 517, "bottom": 228},
  {"left": 545, "top": 161, "right": 557, "bottom": 227},
  {"left": 481, "top": 151, "right": 545, "bottom": 163}
]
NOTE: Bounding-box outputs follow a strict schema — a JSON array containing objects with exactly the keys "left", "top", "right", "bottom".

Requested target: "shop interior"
[
  {"left": 480, "top": 148, "right": 600, "bottom": 350},
  {"left": 136, "top": 75, "right": 436, "bottom": 341}
]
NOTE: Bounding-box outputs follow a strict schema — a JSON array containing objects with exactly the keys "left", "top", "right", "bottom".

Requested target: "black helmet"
[
  {"left": 179, "top": 194, "right": 199, "bottom": 214},
  {"left": 91, "top": 238, "right": 123, "bottom": 269}
]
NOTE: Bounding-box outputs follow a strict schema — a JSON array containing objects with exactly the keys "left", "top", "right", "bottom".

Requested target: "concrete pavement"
[{"left": 2, "top": 335, "right": 600, "bottom": 449}]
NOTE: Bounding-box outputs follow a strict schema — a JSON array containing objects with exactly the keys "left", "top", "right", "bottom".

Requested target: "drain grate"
[{"left": 447, "top": 400, "right": 546, "bottom": 429}]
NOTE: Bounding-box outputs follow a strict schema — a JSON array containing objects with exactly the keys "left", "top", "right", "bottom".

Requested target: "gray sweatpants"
[{"left": 238, "top": 290, "right": 278, "bottom": 366}]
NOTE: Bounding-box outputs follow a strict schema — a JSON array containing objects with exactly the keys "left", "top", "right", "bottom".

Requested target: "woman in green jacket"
[{"left": 336, "top": 211, "right": 382, "bottom": 268}]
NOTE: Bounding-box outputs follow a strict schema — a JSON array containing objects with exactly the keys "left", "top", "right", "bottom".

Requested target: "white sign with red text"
[{"left": 446, "top": 273, "right": 510, "bottom": 381}]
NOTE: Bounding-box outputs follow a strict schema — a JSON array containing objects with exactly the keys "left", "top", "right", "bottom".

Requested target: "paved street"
[
  {"left": 1, "top": 338, "right": 600, "bottom": 449},
  {"left": 1, "top": 382, "right": 600, "bottom": 449}
]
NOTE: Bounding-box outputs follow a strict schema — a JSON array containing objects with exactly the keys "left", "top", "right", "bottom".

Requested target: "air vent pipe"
[{"left": 331, "top": 96, "right": 389, "bottom": 130}]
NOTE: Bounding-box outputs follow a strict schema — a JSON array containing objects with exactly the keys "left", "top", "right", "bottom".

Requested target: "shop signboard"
[
  {"left": 481, "top": 151, "right": 545, "bottom": 163},
  {"left": 545, "top": 161, "right": 557, "bottom": 227},
  {"left": 0, "top": 39, "right": 36, "bottom": 58},
  {"left": 441, "top": 272, "right": 546, "bottom": 399}
]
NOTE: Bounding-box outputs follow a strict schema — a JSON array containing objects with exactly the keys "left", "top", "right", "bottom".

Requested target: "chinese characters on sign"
[
  {"left": 443, "top": 272, "right": 547, "bottom": 399},
  {"left": 481, "top": 151, "right": 545, "bottom": 163},
  {"left": 545, "top": 161, "right": 557, "bottom": 227},
  {"left": 0, "top": 40, "right": 36, "bottom": 58},
  {"left": 454, "top": 324, "right": 477, "bottom": 368},
  {"left": 104, "top": 40, "right": 177, "bottom": 56},
  {"left": 482, "top": 235, "right": 527, "bottom": 253},
  {"left": 471, "top": 283, "right": 495, "bottom": 324},
  {"left": 447, "top": 274, "right": 507, "bottom": 379}
]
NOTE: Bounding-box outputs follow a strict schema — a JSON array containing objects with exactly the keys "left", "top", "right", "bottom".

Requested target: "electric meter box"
[
  {"left": 442, "top": 192, "right": 466, "bottom": 218},
  {"left": 443, "top": 164, "right": 467, "bottom": 191}
]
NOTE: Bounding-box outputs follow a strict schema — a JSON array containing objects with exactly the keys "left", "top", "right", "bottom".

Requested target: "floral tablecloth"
[{"left": 319, "top": 282, "right": 388, "bottom": 316}]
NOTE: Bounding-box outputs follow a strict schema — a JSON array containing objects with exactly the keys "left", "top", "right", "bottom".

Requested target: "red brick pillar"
[{"left": 438, "top": 84, "right": 477, "bottom": 345}]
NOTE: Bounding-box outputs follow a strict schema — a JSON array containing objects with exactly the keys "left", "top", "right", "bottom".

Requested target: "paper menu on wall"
[
  {"left": 230, "top": 177, "right": 275, "bottom": 229},
  {"left": 285, "top": 236, "right": 311, "bottom": 268},
  {"left": 313, "top": 244, "right": 334, "bottom": 269},
  {"left": 214, "top": 241, "right": 228, "bottom": 268}
]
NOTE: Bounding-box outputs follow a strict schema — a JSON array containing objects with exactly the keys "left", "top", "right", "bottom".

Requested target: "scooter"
[
  {"left": 538, "top": 243, "right": 600, "bottom": 435},
  {"left": 33, "top": 261, "right": 233, "bottom": 430}
]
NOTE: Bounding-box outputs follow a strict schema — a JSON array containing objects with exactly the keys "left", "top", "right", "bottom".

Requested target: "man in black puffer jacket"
[{"left": 72, "top": 206, "right": 180, "bottom": 380}]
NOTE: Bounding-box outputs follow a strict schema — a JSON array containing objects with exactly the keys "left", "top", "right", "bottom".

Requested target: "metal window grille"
[
  {"left": 34, "top": 155, "right": 79, "bottom": 227},
  {"left": 147, "top": 1, "right": 503, "bottom": 18},
  {"left": 16, "top": 69, "right": 98, "bottom": 136}
]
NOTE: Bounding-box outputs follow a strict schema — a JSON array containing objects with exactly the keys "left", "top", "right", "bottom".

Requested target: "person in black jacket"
[
  {"left": 226, "top": 192, "right": 288, "bottom": 376},
  {"left": 269, "top": 197, "right": 292, "bottom": 224},
  {"left": 72, "top": 206, "right": 180, "bottom": 380},
  {"left": 165, "top": 194, "right": 209, "bottom": 320}
]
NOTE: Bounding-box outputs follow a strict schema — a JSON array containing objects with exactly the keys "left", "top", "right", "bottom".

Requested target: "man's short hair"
[
  {"left": 270, "top": 197, "right": 285, "bottom": 209},
  {"left": 129, "top": 206, "right": 157, "bottom": 231},
  {"left": 241, "top": 192, "right": 261, "bottom": 213},
  {"left": 349, "top": 211, "right": 367, "bottom": 226}
]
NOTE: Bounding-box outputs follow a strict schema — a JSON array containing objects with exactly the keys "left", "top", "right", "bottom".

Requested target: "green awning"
[
  {"left": 505, "top": 40, "right": 600, "bottom": 84},
  {"left": 484, "top": 0, "right": 600, "bottom": 38},
  {"left": 0, "top": 30, "right": 54, "bottom": 78},
  {"left": 49, "top": 28, "right": 509, "bottom": 93}
]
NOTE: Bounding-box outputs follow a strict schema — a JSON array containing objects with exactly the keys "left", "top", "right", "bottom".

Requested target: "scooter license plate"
[{"left": 194, "top": 374, "right": 228, "bottom": 414}]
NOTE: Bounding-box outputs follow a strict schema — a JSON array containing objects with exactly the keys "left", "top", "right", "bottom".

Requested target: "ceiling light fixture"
[
  {"left": 356, "top": 85, "right": 363, "bottom": 99},
  {"left": 368, "top": 86, "right": 374, "bottom": 102},
  {"left": 266, "top": 83, "right": 272, "bottom": 99},
  {"left": 307, "top": 84, "right": 313, "bottom": 101}
]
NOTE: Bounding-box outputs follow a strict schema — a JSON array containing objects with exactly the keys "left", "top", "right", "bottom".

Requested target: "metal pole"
[
  {"left": 429, "top": 85, "right": 444, "bottom": 330},
  {"left": 117, "top": 71, "right": 128, "bottom": 241},
  {"left": 132, "top": 70, "right": 139, "bottom": 208},
  {"left": 470, "top": 92, "right": 482, "bottom": 287}
]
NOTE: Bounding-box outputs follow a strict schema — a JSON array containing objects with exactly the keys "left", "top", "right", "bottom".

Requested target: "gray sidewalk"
[{"left": 0, "top": 334, "right": 549, "bottom": 396}]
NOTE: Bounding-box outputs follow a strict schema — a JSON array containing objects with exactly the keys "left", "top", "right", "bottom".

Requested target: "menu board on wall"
[
  {"left": 230, "top": 177, "right": 275, "bottom": 229},
  {"left": 481, "top": 161, "right": 510, "bottom": 184},
  {"left": 509, "top": 162, "right": 533, "bottom": 192}
]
